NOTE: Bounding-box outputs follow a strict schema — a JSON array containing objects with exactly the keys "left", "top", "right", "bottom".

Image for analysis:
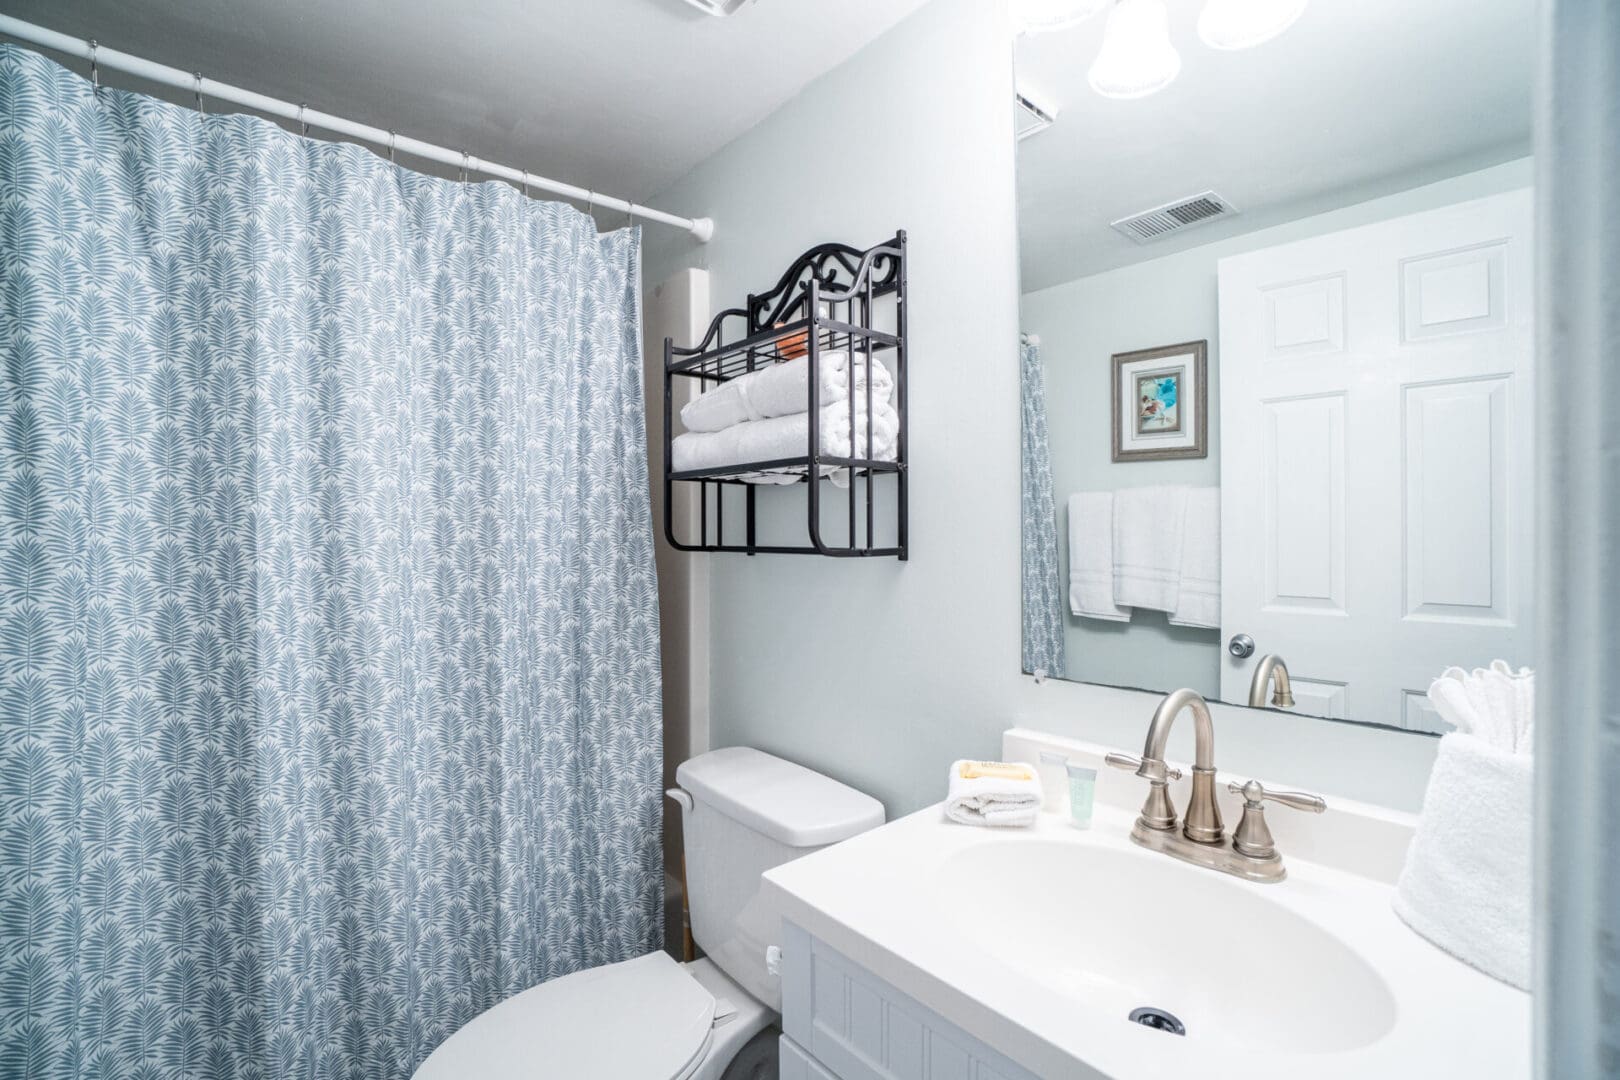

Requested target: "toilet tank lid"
[{"left": 676, "top": 747, "right": 885, "bottom": 848}]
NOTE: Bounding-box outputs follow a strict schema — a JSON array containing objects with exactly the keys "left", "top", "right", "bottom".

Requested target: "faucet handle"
[
  {"left": 1105, "top": 752, "right": 1183, "bottom": 781},
  {"left": 1227, "top": 779, "right": 1325, "bottom": 814}
]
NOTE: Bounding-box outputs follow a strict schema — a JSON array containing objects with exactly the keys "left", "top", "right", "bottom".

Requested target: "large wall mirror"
[{"left": 1015, "top": 0, "right": 1535, "bottom": 733}]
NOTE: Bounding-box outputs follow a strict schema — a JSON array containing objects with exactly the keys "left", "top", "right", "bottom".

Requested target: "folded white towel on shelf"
[
  {"left": 678, "top": 351, "right": 894, "bottom": 433},
  {"left": 944, "top": 760, "right": 1043, "bottom": 828},
  {"left": 670, "top": 402, "right": 900, "bottom": 488},
  {"left": 1393, "top": 730, "right": 1532, "bottom": 990},
  {"left": 1169, "top": 487, "right": 1220, "bottom": 629},
  {"left": 1068, "top": 493, "right": 1129, "bottom": 622},
  {"left": 1113, "top": 486, "right": 1188, "bottom": 614}
]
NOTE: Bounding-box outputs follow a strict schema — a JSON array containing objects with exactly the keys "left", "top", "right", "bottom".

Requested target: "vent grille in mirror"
[
  {"left": 1111, "top": 192, "right": 1236, "bottom": 242},
  {"left": 1015, "top": 88, "right": 1057, "bottom": 141}
]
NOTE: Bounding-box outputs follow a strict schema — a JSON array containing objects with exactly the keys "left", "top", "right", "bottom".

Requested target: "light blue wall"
[
  {"left": 645, "top": 0, "right": 1445, "bottom": 816},
  {"left": 1023, "top": 157, "right": 1535, "bottom": 700}
]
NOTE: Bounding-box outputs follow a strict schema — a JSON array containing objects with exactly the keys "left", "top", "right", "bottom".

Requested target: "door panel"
[
  {"left": 1264, "top": 393, "right": 1346, "bottom": 611},
  {"left": 1402, "top": 376, "right": 1510, "bottom": 621},
  {"left": 1219, "top": 189, "right": 1534, "bottom": 726}
]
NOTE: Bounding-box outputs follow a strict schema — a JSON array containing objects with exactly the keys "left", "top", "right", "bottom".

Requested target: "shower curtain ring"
[
  {"left": 297, "top": 103, "right": 308, "bottom": 137},
  {"left": 88, "top": 40, "right": 99, "bottom": 89},
  {"left": 460, "top": 151, "right": 469, "bottom": 182},
  {"left": 388, "top": 130, "right": 396, "bottom": 163},
  {"left": 193, "top": 72, "right": 205, "bottom": 114},
  {"left": 521, "top": 170, "right": 529, "bottom": 198},
  {"left": 586, "top": 190, "right": 595, "bottom": 218}
]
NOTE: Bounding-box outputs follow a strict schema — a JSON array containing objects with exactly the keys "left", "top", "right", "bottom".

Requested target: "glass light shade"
[
  {"left": 1012, "top": 0, "right": 1110, "bottom": 35},
  {"left": 1088, "top": 0, "right": 1181, "bottom": 100},
  {"left": 1197, "top": 0, "right": 1309, "bottom": 50}
]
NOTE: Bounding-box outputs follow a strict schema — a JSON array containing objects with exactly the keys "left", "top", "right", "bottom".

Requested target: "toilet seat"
[{"left": 413, "top": 951, "right": 718, "bottom": 1080}]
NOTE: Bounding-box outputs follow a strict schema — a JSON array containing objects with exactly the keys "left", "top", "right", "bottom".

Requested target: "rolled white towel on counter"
[
  {"left": 679, "top": 351, "right": 894, "bottom": 433},
  {"left": 1428, "top": 661, "right": 1536, "bottom": 753},
  {"left": 670, "top": 403, "right": 900, "bottom": 488},
  {"left": 944, "top": 760, "right": 1042, "bottom": 828},
  {"left": 1392, "top": 731, "right": 1531, "bottom": 989}
]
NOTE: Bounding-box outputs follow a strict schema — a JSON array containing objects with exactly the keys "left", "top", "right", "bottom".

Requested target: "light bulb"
[
  {"left": 1012, "top": 0, "right": 1110, "bottom": 35},
  {"left": 1088, "top": 0, "right": 1181, "bottom": 100},
  {"left": 1197, "top": 0, "right": 1309, "bottom": 50}
]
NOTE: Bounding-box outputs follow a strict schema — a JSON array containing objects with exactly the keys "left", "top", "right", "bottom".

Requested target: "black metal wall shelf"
[{"left": 663, "top": 233, "right": 908, "bottom": 559}]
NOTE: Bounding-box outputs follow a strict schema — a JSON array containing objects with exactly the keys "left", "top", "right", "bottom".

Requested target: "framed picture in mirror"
[{"left": 1111, "top": 341, "right": 1207, "bottom": 462}]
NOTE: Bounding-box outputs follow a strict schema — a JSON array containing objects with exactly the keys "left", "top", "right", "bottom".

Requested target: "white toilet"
[{"left": 414, "top": 746, "right": 884, "bottom": 1080}]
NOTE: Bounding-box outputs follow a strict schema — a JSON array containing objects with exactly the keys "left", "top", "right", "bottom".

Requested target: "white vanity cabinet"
[{"left": 777, "top": 922, "right": 1050, "bottom": 1080}]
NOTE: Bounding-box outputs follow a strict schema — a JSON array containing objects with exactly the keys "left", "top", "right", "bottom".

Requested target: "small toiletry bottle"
[
  {"left": 1065, "top": 762, "right": 1099, "bottom": 829},
  {"left": 1038, "top": 751, "right": 1069, "bottom": 814}
]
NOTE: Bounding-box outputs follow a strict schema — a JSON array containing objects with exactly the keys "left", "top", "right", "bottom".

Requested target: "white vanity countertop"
[{"left": 762, "top": 758, "right": 1531, "bottom": 1079}]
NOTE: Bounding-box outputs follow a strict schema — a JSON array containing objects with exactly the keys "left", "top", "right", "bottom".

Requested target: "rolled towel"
[
  {"left": 1428, "top": 662, "right": 1535, "bottom": 750},
  {"left": 1393, "top": 731, "right": 1531, "bottom": 989},
  {"left": 944, "top": 760, "right": 1043, "bottom": 828},
  {"left": 679, "top": 351, "right": 894, "bottom": 433},
  {"left": 670, "top": 403, "right": 900, "bottom": 488}
]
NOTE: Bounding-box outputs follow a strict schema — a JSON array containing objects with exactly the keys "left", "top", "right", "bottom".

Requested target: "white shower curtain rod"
[{"left": 0, "top": 15, "right": 716, "bottom": 242}]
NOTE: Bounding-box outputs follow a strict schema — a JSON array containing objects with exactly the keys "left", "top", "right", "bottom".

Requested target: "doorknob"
[{"left": 1228, "top": 633, "right": 1255, "bottom": 659}]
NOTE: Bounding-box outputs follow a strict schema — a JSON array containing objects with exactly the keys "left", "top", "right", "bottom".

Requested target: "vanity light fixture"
[
  {"left": 1088, "top": 0, "right": 1181, "bottom": 100},
  {"left": 1077, "top": 0, "right": 1308, "bottom": 99},
  {"left": 674, "top": 0, "right": 758, "bottom": 15},
  {"left": 1197, "top": 0, "right": 1309, "bottom": 50},
  {"left": 1012, "top": 0, "right": 1110, "bottom": 35}
]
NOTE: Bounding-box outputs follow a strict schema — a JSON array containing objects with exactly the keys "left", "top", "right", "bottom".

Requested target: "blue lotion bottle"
[{"left": 1065, "top": 761, "right": 1098, "bottom": 829}]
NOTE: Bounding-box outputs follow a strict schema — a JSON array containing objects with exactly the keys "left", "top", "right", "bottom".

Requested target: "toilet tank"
[{"left": 673, "top": 747, "right": 884, "bottom": 1011}]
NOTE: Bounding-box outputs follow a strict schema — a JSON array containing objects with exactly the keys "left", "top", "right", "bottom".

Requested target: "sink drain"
[{"left": 1128, "top": 1007, "right": 1186, "bottom": 1036}]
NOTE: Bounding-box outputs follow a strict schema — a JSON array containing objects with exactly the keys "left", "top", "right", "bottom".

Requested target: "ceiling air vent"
[
  {"left": 1015, "top": 87, "right": 1058, "bottom": 141},
  {"left": 1111, "top": 191, "right": 1237, "bottom": 243}
]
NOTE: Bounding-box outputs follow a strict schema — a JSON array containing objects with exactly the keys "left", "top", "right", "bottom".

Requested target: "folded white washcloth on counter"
[
  {"left": 944, "top": 760, "right": 1043, "bottom": 828},
  {"left": 670, "top": 402, "right": 900, "bottom": 488},
  {"left": 678, "top": 351, "right": 894, "bottom": 433},
  {"left": 1068, "top": 493, "right": 1130, "bottom": 622},
  {"left": 1392, "top": 662, "right": 1534, "bottom": 990}
]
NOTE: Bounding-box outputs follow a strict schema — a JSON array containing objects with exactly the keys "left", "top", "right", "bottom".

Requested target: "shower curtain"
[
  {"left": 1535, "top": 2, "right": 1619, "bottom": 1075},
  {"left": 0, "top": 44, "right": 661, "bottom": 1079},
  {"left": 1019, "top": 339, "right": 1066, "bottom": 679}
]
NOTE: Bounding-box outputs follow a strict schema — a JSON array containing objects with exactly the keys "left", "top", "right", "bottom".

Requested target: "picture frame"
[{"left": 1110, "top": 340, "right": 1208, "bottom": 462}]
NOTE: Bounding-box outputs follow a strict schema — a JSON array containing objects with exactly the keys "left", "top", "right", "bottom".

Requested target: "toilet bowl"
[{"left": 414, "top": 747, "right": 884, "bottom": 1080}]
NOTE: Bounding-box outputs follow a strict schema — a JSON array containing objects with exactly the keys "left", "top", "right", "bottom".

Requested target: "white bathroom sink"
[
  {"left": 940, "top": 841, "right": 1397, "bottom": 1054},
  {"left": 762, "top": 731, "right": 1531, "bottom": 1080}
]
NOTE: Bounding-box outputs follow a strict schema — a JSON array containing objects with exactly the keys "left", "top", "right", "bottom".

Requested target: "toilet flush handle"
[
  {"left": 765, "top": 945, "right": 783, "bottom": 977},
  {"left": 666, "top": 788, "right": 693, "bottom": 813}
]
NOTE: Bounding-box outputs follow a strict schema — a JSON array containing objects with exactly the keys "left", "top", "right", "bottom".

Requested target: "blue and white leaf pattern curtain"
[
  {"left": 1019, "top": 338, "right": 1066, "bottom": 679},
  {"left": 0, "top": 44, "right": 661, "bottom": 1079}
]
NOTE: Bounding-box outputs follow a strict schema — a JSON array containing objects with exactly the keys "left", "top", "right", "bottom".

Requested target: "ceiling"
[
  {"left": 1016, "top": 0, "right": 1535, "bottom": 291},
  {"left": 0, "top": 0, "right": 932, "bottom": 210}
]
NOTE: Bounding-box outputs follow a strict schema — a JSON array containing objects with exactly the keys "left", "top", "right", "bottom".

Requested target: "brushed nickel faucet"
[
  {"left": 1248, "top": 654, "right": 1296, "bottom": 708},
  {"left": 1106, "top": 687, "right": 1325, "bottom": 883}
]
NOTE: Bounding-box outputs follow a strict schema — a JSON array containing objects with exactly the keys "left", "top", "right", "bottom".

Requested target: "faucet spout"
[
  {"left": 1141, "top": 686, "right": 1217, "bottom": 771},
  {"left": 1248, "top": 654, "right": 1296, "bottom": 709},
  {"left": 1137, "top": 687, "right": 1224, "bottom": 845}
]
